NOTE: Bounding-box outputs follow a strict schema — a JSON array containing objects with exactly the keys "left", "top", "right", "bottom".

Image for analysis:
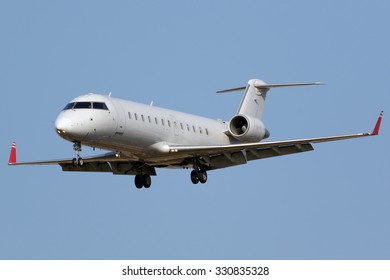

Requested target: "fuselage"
[{"left": 55, "top": 93, "right": 232, "bottom": 164}]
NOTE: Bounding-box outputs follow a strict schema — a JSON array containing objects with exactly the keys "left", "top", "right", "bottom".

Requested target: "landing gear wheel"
[
  {"left": 198, "top": 170, "right": 207, "bottom": 184},
  {"left": 142, "top": 174, "right": 151, "bottom": 188},
  {"left": 134, "top": 175, "right": 143, "bottom": 189},
  {"left": 191, "top": 170, "right": 199, "bottom": 184},
  {"left": 72, "top": 157, "right": 84, "bottom": 167},
  {"left": 134, "top": 174, "right": 152, "bottom": 189},
  {"left": 77, "top": 157, "right": 84, "bottom": 166}
]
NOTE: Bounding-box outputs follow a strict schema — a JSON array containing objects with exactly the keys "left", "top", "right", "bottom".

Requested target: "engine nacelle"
[{"left": 229, "top": 114, "right": 270, "bottom": 142}]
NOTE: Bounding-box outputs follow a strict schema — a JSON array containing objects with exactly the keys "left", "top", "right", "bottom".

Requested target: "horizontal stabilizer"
[
  {"left": 217, "top": 82, "right": 323, "bottom": 93},
  {"left": 255, "top": 82, "right": 323, "bottom": 89}
]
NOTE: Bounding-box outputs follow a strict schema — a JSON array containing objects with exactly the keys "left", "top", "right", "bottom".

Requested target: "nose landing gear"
[{"left": 72, "top": 142, "right": 84, "bottom": 166}]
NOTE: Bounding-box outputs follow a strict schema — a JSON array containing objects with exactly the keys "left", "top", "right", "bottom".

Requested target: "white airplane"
[{"left": 8, "top": 79, "right": 383, "bottom": 188}]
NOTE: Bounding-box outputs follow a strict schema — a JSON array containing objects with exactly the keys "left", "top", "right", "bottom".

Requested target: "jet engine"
[{"left": 229, "top": 114, "right": 270, "bottom": 142}]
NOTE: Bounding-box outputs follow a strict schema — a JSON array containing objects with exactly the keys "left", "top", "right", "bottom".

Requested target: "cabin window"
[
  {"left": 180, "top": 123, "right": 184, "bottom": 130},
  {"left": 186, "top": 124, "right": 190, "bottom": 131},
  {"left": 134, "top": 113, "right": 138, "bottom": 120},
  {"left": 128, "top": 112, "right": 132, "bottom": 119},
  {"left": 141, "top": 115, "right": 145, "bottom": 122},
  {"left": 199, "top": 127, "right": 203, "bottom": 134},
  {"left": 168, "top": 120, "right": 171, "bottom": 127},
  {"left": 63, "top": 102, "right": 75, "bottom": 110},
  {"left": 155, "top": 117, "right": 158, "bottom": 124},
  {"left": 161, "top": 119, "right": 165, "bottom": 126},
  {"left": 92, "top": 102, "right": 109, "bottom": 110},
  {"left": 148, "top": 116, "right": 151, "bottom": 123},
  {"left": 74, "top": 102, "right": 92, "bottom": 109},
  {"left": 192, "top": 125, "right": 196, "bottom": 133},
  {"left": 205, "top": 128, "right": 209, "bottom": 135}
]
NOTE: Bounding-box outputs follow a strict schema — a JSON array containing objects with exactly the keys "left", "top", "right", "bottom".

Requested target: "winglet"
[
  {"left": 370, "top": 111, "right": 384, "bottom": 136},
  {"left": 8, "top": 142, "right": 16, "bottom": 165}
]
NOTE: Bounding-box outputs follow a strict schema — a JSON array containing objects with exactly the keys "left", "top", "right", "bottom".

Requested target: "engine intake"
[{"left": 229, "top": 114, "right": 270, "bottom": 142}]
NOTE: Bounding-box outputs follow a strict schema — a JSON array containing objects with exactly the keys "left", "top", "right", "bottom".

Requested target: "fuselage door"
[
  {"left": 170, "top": 114, "right": 179, "bottom": 136},
  {"left": 113, "top": 101, "right": 126, "bottom": 135}
]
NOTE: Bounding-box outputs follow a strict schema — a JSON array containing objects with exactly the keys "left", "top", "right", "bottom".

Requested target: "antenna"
[
  {"left": 150, "top": 101, "right": 154, "bottom": 106},
  {"left": 108, "top": 92, "right": 112, "bottom": 97}
]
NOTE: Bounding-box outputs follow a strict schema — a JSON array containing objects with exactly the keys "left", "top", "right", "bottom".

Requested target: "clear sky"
[{"left": 1, "top": 0, "right": 389, "bottom": 260}]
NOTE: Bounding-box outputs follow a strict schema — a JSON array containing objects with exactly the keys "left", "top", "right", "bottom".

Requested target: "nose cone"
[
  {"left": 55, "top": 117, "right": 72, "bottom": 134},
  {"left": 54, "top": 114, "right": 87, "bottom": 141}
]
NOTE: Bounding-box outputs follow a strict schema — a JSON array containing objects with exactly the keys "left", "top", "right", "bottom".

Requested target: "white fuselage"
[{"left": 55, "top": 93, "right": 232, "bottom": 164}]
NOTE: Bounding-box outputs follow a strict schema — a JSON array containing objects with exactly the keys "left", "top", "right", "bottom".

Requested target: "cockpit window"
[
  {"left": 93, "top": 102, "right": 109, "bottom": 110},
  {"left": 63, "top": 102, "right": 75, "bottom": 110},
  {"left": 63, "top": 101, "right": 109, "bottom": 110},
  {"left": 73, "top": 102, "right": 92, "bottom": 109}
]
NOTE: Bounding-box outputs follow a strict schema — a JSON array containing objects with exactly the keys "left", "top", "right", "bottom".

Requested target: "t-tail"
[{"left": 217, "top": 79, "right": 323, "bottom": 143}]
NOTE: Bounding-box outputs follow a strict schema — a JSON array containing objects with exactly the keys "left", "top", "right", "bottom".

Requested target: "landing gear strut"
[
  {"left": 134, "top": 174, "right": 152, "bottom": 189},
  {"left": 190, "top": 169, "right": 207, "bottom": 184},
  {"left": 72, "top": 142, "right": 84, "bottom": 166}
]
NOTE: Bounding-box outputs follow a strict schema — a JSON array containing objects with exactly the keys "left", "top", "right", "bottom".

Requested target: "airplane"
[{"left": 8, "top": 79, "right": 383, "bottom": 189}]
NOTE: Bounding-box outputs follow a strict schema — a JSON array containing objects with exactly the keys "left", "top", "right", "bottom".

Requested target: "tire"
[
  {"left": 198, "top": 170, "right": 207, "bottom": 184},
  {"left": 190, "top": 170, "right": 199, "bottom": 184},
  {"left": 143, "top": 174, "right": 151, "bottom": 188},
  {"left": 77, "top": 157, "right": 84, "bottom": 166},
  {"left": 134, "top": 175, "right": 143, "bottom": 189}
]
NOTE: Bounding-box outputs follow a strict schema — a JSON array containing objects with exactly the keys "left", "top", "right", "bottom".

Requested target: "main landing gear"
[
  {"left": 72, "top": 141, "right": 84, "bottom": 166},
  {"left": 134, "top": 174, "right": 152, "bottom": 189},
  {"left": 190, "top": 169, "right": 208, "bottom": 184}
]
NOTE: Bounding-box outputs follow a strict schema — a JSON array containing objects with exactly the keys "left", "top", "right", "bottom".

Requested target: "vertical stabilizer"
[{"left": 236, "top": 79, "right": 268, "bottom": 119}]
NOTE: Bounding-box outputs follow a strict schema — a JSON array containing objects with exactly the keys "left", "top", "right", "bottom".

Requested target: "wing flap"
[
  {"left": 60, "top": 162, "right": 112, "bottom": 172},
  {"left": 207, "top": 143, "right": 314, "bottom": 169}
]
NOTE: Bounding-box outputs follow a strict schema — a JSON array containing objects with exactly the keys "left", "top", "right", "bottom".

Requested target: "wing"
[
  {"left": 167, "top": 111, "right": 383, "bottom": 169},
  {"left": 8, "top": 145, "right": 156, "bottom": 176}
]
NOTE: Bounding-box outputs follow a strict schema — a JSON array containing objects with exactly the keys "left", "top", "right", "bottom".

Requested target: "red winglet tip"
[
  {"left": 370, "top": 111, "right": 383, "bottom": 136},
  {"left": 8, "top": 142, "right": 16, "bottom": 164}
]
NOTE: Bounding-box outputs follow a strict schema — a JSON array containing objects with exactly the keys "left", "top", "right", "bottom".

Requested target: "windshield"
[
  {"left": 63, "top": 102, "right": 75, "bottom": 110},
  {"left": 63, "top": 102, "right": 109, "bottom": 111}
]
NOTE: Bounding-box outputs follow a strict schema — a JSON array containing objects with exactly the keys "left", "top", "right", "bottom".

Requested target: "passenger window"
[
  {"left": 93, "top": 102, "right": 108, "bottom": 110},
  {"left": 205, "top": 128, "right": 209, "bottom": 135},
  {"left": 141, "top": 115, "right": 145, "bottom": 122},
  {"left": 186, "top": 124, "right": 190, "bottom": 131},
  {"left": 148, "top": 116, "right": 151, "bottom": 123},
  {"left": 128, "top": 112, "right": 132, "bottom": 119},
  {"left": 168, "top": 120, "right": 171, "bottom": 127},
  {"left": 192, "top": 125, "right": 196, "bottom": 133},
  {"left": 199, "top": 127, "right": 202, "bottom": 134},
  {"left": 74, "top": 102, "right": 92, "bottom": 109},
  {"left": 155, "top": 117, "right": 158, "bottom": 124},
  {"left": 161, "top": 119, "right": 165, "bottom": 126},
  {"left": 134, "top": 113, "right": 138, "bottom": 120},
  {"left": 180, "top": 123, "right": 184, "bottom": 130}
]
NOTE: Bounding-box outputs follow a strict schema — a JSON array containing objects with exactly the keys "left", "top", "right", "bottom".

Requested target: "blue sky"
[{"left": 1, "top": 0, "right": 389, "bottom": 259}]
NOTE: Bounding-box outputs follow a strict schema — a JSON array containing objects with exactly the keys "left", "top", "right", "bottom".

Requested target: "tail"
[{"left": 218, "top": 79, "right": 323, "bottom": 119}]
